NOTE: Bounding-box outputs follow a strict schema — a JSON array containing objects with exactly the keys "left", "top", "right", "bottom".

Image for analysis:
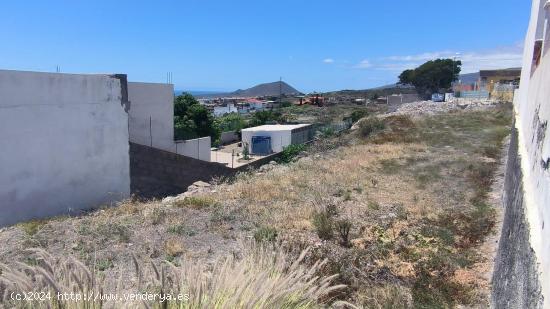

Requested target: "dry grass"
[
  {"left": 0, "top": 106, "right": 512, "bottom": 308},
  {"left": 0, "top": 245, "right": 346, "bottom": 308},
  {"left": 203, "top": 107, "right": 512, "bottom": 307},
  {"left": 164, "top": 238, "right": 185, "bottom": 257}
]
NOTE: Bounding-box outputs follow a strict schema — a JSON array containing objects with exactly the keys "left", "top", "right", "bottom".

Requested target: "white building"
[{"left": 241, "top": 124, "right": 313, "bottom": 155}]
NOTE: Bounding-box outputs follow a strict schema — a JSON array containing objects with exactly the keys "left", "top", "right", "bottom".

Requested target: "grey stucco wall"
[
  {"left": 128, "top": 82, "right": 175, "bottom": 152},
  {"left": 492, "top": 126, "right": 543, "bottom": 308},
  {"left": 0, "top": 70, "right": 130, "bottom": 227},
  {"left": 128, "top": 82, "right": 211, "bottom": 162}
]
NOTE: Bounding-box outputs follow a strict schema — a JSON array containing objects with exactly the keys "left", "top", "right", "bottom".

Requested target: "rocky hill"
[
  {"left": 231, "top": 81, "right": 301, "bottom": 97},
  {"left": 199, "top": 81, "right": 302, "bottom": 98}
]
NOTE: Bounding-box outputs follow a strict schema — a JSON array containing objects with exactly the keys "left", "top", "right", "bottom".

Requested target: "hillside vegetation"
[{"left": 0, "top": 103, "right": 512, "bottom": 308}]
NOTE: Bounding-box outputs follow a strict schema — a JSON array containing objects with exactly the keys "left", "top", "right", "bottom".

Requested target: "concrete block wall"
[
  {"left": 290, "top": 125, "right": 314, "bottom": 145},
  {"left": 0, "top": 70, "right": 131, "bottom": 227},
  {"left": 130, "top": 142, "right": 284, "bottom": 198},
  {"left": 130, "top": 143, "right": 230, "bottom": 198}
]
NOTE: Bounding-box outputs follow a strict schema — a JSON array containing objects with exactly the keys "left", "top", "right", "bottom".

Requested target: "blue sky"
[{"left": 0, "top": 1, "right": 531, "bottom": 92}]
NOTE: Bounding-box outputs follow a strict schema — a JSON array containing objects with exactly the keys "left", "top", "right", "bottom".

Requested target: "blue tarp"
[{"left": 251, "top": 136, "right": 272, "bottom": 155}]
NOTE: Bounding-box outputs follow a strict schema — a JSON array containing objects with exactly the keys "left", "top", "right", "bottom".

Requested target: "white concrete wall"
[
  {"left": 513, "top": 0, "right": 550, "bottom": 303},
  {"left": 128, "top": 82, "right": 175, "bottom": 152},
  {"left": 241, "top": 129, "right": 292, "bottom": 154},
  {"left": 175, "top": 137, "right": 211, "bottom": 161},
  {"left": 0, "top": 70, "right": 130, "bottom": 227}
]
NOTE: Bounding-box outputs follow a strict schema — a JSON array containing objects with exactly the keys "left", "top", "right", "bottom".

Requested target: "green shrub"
[
  {"left": 278, "top": 144, "right": 307, "bottom": 163},
  {"left": 351, "top": 109, "right": 370, "bottom": 122},
  {"left": 319, "top": 127, "right": 335, "bottom": 137},
  {"left": 96, "top": 258, "right": 114, "bottom": 271},
  {"left": 358, "top": 117, "right": 385, "bottom": 138},
  {"left": 368, "top": 201, "right": 380, "bottom": 210},
  {"left": 168, "top": 223, "right": 192, "bottom": 235},
  {"left": 150, "top": 208, "right": 166, "bottom": 225},
  {"left": 210, "top": 207, "right": 237, "bottom": 223},
  {"left": 335, "top": 219, "right": 352, "bottom": 247},
  {"left": 249, "top": 110, "right": 283, "bottom": 127},
  {"left": 254, "top": 226, "right": 278, "bottom": 242},
  {"left": 242, "top": 142, "right": 250, "bottom": 160},
  {"left": 312, "top": 210, "right": 334, "bottom": 240},
  {"left": 342, "top": 190, "right": 352, "bottom": 201},
  {"left": 96, "top": 222, "right": 131, "bottom": 243},
  {"left": 174, "top": 196, "right": 216, "bottom": 209},
  {"left": 380, "top": 158, "right": 401, "bottom": 174},
  {"left": 19, "top": 220, "right": 47, "bottom": 236}
]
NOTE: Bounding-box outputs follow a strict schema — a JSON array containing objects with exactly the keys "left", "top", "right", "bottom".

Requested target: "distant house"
[
  {"left": 376, "top": 96, "right": 388, "bottom": 104},
  {"left": 455, "top": 68, "right": 521, "bottom": 100},
  {"left": 479, "top": 68, "right": 521, "bottom": 93},
  {"left": 244, "top": 98, "right": 266, "bottom": 111},
  {"left": 213, "top": 103, "right": 238, "bottom": 117}
]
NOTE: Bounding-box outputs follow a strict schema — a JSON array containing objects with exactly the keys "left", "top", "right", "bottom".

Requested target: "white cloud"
[
  {"left": 354, "top": 59, "right": 372, "bottom": 69},
  {"left": 357, "top": 44, "right": 524, "bottom": 73},
  {"left": 323, "top": 58, "right": 335, "bottom": 64}
]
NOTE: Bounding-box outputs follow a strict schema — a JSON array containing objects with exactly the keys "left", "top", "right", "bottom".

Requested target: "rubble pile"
[{"left": 386, "top": 99, "right": 496, "bottom": 117}]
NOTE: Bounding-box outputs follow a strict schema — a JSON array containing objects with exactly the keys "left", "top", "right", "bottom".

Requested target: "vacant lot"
[{"left": 0, "top": 104, "right": 512, "bottom": 308}]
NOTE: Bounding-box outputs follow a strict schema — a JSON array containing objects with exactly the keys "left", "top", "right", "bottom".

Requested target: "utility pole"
[{"left": 279, "top": 76, "right": 282, "bottom": 106}]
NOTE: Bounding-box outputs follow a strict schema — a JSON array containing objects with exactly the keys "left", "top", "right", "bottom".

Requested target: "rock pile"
[{"left": 161, "top": 181, "right": 214, "bottom": 205}]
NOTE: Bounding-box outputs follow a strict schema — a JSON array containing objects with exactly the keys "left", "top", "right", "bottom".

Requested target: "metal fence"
[{"left": 314, "top": 118, "right": 353, "bottom": 136}]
